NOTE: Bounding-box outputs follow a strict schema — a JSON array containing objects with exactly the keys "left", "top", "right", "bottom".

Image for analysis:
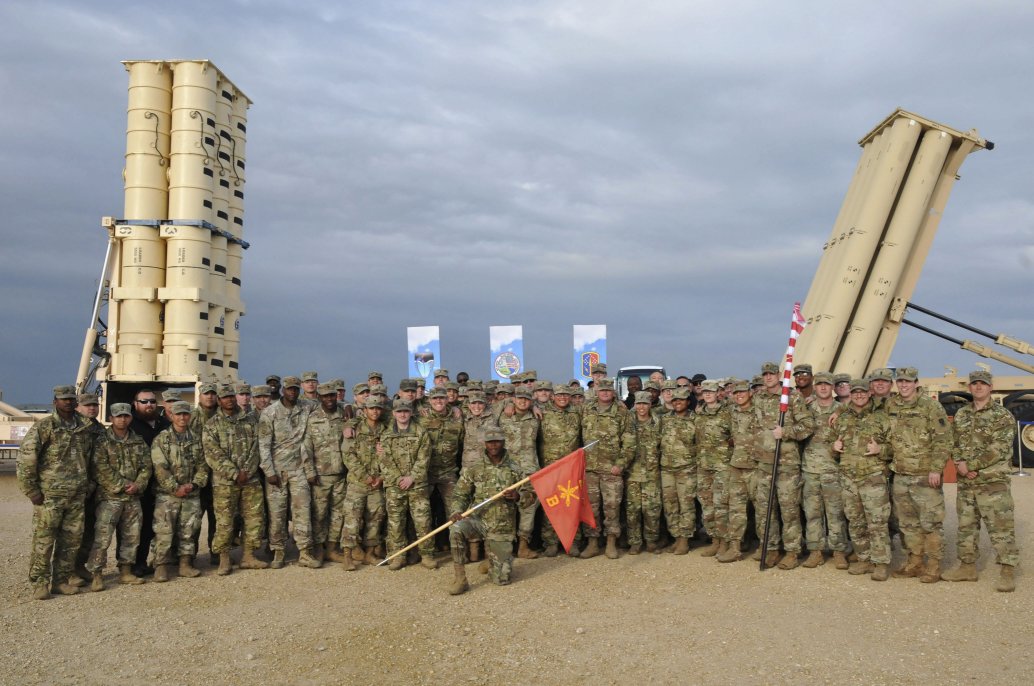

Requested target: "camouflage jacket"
[
  {"left": 450, "top": 450, "right": 531, "bottom": 541},
  {"left": 836, "top": 401, "right": 892, "bottom": 481},
  {"left": 953, "top": 401, "right": 1015, "bottom": 484},
  {"left": 93, "top": 427, "right": 152, "bottom": 501},
  {"left": 498, "top": 410, "right": 541, "bottom": 472},
  {"left": 751, "top": 392, "right": 814, "bottom": 466},
  {"left": 659, "top": 411, "right": 697, "bottom": 471},
  {"left": 151, "top": 426, "right": 209, "bottom": 495},
  {"left": 628, "top": 414, "right": 662, "bottom": 482},
  {"left": 344, "top": 419, "right": 385, "bottom": 485},
  {"left": 461, "top": 413, "right": 496, "bottom": 468},
  {"left": 581, "top": 401, "right": 635, "bottom": 473},
  {"left": 540, "top": 405, "right": 582, "bottom": 465},
  {"left": 17, "top": 411, "right": 96, "bottom": 500},
  {"left": 802, "top": 399, "right": 842, "bottom": 474},
  {"left": 189, "top": 406, "right": 218, "bottom": 436},
  {"left": 421, "top": 408, "right": 465, "bottom": 481},
  {"left": 259, "top": 399, "right": 315, "bottom": 478},
  {"left": 302, "top": 406, "right": 347, "bottom": 477},
  {"left": 696, "top": 402, "right": 732, "bottom": 470},
  {"left": 203, "top": 408, "right": 261, "bottom": 486},
  {"left": 729, "top": 402, "right": 756, "bottom": 470},
  {"left": 886, "top": 394, "right": 951, "bottom": 475},
  {"left": 379, "top": 421, "right": 430, "bottom": 488}
]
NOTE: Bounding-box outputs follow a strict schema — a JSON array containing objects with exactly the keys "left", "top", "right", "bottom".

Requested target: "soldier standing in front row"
[
  {"left": 303, "top": 383, "right": 349, "bottom": 564},
  {"left": 800, "top": 372, "right": 848, "bottom": 569},
  {"left": 659, "top": 387, "right": 697, "bottom": 555},
  {"left": 626, "top": 392, "right": 663, "bottom": 554},
  {"left": 580, "top": 379, "right": 634, "bottom": 560},
  {"left": 341, "top": 397, "right": 388, "bottom": 568}
]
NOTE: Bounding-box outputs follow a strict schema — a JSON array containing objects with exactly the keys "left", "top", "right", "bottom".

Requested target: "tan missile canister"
[
  {"left": 204, "top": 78, "right": 236, "bottom": 379},
  {"left": 223, "top": 86, "right": 250, "bottom": 375}
]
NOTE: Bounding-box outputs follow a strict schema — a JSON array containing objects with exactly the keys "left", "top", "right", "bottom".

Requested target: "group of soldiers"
[{"left": 17, "top": 362, "right": 1019, "bottom": 599}]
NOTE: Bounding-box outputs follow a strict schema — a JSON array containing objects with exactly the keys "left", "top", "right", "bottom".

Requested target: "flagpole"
[{"left": 376, "top": 440, "right": 599, "bottom": 566}]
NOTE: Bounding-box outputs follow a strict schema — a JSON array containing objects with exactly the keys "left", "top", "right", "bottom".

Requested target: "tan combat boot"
[
  {"left": 892, "top": 554, "right": 923, "bottom": 578},
  {"left": 543, "top": 543, "right": 559, "bottom": 557},
  {"left": 802, "top": 551, "right": 825, "bottom": 568},
  {"left": 298, "top": 549, "right": 323, "bottom": 569},
  {"left": 91, "top": 572, "right": 105, "bottom": 592},
  {"left": 996, "top": 564, "right": 1016, "bottom": 593},
  {"left": 580, "top": 537, "right": 601, "bottom": 559},
  {"left": 32, "top": 584, "right": 51, "bottom": 600},
  {"left": 672, "top": 537, "right": 690, "bottom": 556},
  {"left": 240, "top": 549, "right": 269, "bottom": 570},
  {"left": 848, "top": 560, "right": 874, "bottom": 575},
  {"left": 363, "top": 546, "right": 379, "bottom": 566},
  {"left": 478, "top": 559, "right": 490, "bottom": 574},
  {"left": 715, "top": 540, "right": 729, "bottom": 558},
  {"left": 517, "top": 537, "right": 539, "bottom": 559},
  {"left": 339, "top": 548, "right": 357, "bottom": 571},
  {"left": 66, "top": 573, "right": 86, "bottom": 588},
  {"left": 940, "top": 562, "right": 978, "bottom": 582},
  {"left": 627, "top": 542, "right": 642, "bottom": 555},
  {"left": 153, "top": 564, "right": 170, "bottom": 583},
  {"left": 217, "top": 553, "right": 232, "bottom": 576},
  {"left": 778, "top": 552, "right": 800, "bottom": 570},
  {"left": 325, "top": 546, "right": 347, "bottom": 563},
  {"left": 352, "top": 546, "right": 366, "bottom": 562},
  {"left": 179, "top": 555, "right": 202, "bottom": 578},
  {"left": 699, "top": 539, "right": 720, "bottom": 557},
  {"left": 449, "top": 563, "right": 469, "bottom": 596},
  {"left": 605, "top": 535, "right": 619, "bottom": 559},
  {"left": 646, "top": 540, "right": 661, "bottom": 554},
  {"left": 871, "top": 564, "right": 889, "bottom": 581},
  {"left": 388, "top": 554, "right": 406, "bottom": 571},
  {"left": 270, "top": 550, "right": 285, "bottom": 569},
  {"left": 53, "top": 581, "right": 79, "bottom": 595},
  {"left": 118, "top": 564, "right": 144, "bottom": 585},
  {"left": 420, "top": 553, "right": 438, "bottom": 570},
  {"left": 468, "top": 541, "right": 482, "bottom": 562},
  {"left": 717, "top": 543, "right": 743, "bottom": 563},
  {"left": 763, "top": 550, "right": 781, "bottom": 569},
  {"left": 919, "top": 533, "right": 942, "bottom": 583},
  {"left": 832, "top": 551, "right": 849, "bottom": 570}
]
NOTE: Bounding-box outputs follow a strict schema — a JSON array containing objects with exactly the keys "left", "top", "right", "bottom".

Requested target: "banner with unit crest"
[
  {"left": 489, "top": 325, "right": 523, "bottom": 382},
  {"left": 407, "top": 326, "right": 441, "bottom": 387},
  {"left": 573, "top": 325, "right": 606, "bottom": 387}
]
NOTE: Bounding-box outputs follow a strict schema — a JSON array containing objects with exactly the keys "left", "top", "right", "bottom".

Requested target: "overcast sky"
[{"left": 2, "top": 1, "right": 1033, "bottom": 403}]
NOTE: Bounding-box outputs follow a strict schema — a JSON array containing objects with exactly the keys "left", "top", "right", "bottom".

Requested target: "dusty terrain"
[{"left": 2, "top": 468, "right": 1033, "bottom": 685}]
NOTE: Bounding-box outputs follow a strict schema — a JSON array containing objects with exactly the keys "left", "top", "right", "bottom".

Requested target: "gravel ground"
[{"left": 1, "top": 470, "right": 1032, "bottom": 685}]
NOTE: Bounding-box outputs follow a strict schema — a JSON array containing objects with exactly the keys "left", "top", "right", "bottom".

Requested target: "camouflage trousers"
[
  {"left": 892, "top": 474, "right": 945, "bottom": 559},
  {"left": 583, "top": 471, "right": 624, "bottom": 538},
  {"left": 212, "top": 483, "right": 266, "bottom": 554},
  {"left": 29, "top": 494, "right": 85, "bottom": 587},
  {"left": 449, "top": 517, "right": 514, "bottom": 584},
  {"left": 956, "top": 480, "right": 1019, "bottom": 566},
  {"left": 384, "top": 485, "right": 433, "bottom": 557},
  {"left": 660, "top": 467, "right": 697, "bottom": 538},
  {"left": 87, "top": 498, "right": 143, "bottom": 573},
  {"left": 266, "top": 468, "right": 313, "bottom": 551},
  {"left": 311, "top": 474, "right": 346, "bottom": 547},
  {"left": 341, "top": 481, "right": 386, "bottom": 550},
  {"left": 76, "top": 490, "right": 99, "bottom": 571},
  {"left": 802, "top": 470, "right": 848, "bottom": 552},
  {"left": 150, "top": 493, "right": 203, "bottom": 565},
  {"left": 625, "top": 477, "right": 662, "bottom": 546},
  {"left": 842, "top": 473, "right": 891, "bottom": 564},
  {"left": 697, "top": 464, "right": 728, "bottom": 539},
  {"left": 431, "top": 476, "right": 465, "bottom": 542},
  {"left": 724, "top": 465, "right": 757, "bottom": 544},
  {"left": 753, "top": 464, "right": 802, "bottom": 553}
]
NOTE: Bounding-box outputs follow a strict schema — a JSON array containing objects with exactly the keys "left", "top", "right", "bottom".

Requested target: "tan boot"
[
  {"left": 153, "top": 564, "right": 169, "bottom": 583},
  {"left": 751, "top": 547, "right": 764, "bottom": 562},
  {"left": 339, "top": 548, "right": 357, "bottom": 571},
  {"left": 32, "top": 584, "right": 51, "bottom": 601},
  {"left": 363, "top": 546, "right": 379, "bottom": 566},
  {"left": 717, "top": 543, "right": 743, "bottom": 563},
  {"left": 54, "top": 581, "right": 79, "bottom": 595},
  {"left": 240, "top": 549, "right": 269, "bottom": 570},
  {"left": 847, "top": 551, "right": 860, "bottom": 563},
  {"left": 996, "top": 564, "right": 1016, "bottom": 593},
  {"left": 762, "top": 550, "right": 781, "bottom": 569},
  {"left": 326, "top": 546, "right": 348, "bottom": 563},
  {"left": 118, "top": 564, "right": 144, "bottom": 585},
  {"left": 848, "top": 560, "right": 874, "bottom": 575},
  {"left": 627, "top": 542, "right": 641, "bottom": 555},
  {"left": 179, "top": 555, "right": 202, "bottom": 578},
  {"left": 217, "top": 553, "right": 232, "bottom": 576},
  {"left": 778, "top": 552, "right": 800, "bottom": 570},
  {"left": 312, "top": 544, "right": 324, "bottom": 562},
  {"left": 67, "top": 573, "right": 86, "bottom": 588},
  {"left": 91, "top": 572, "right": 105, "bottom": 592},
  {"left": 352, "top": 546, "right": 366, "bottom": 562},
  {"left": 672, "top": 537, "right": 690, "bottom": 556},
  {"left": 801, "top": 551, "right": 824, "bottom": 568},
  {"left": 388, "top": 554, "right": 406, "bottom": 571},
  {"left": 449, "top": 563, "right": 469, "bottom": 596},
  {"left": 832, "top": 551, "right": 849, "bottom": 570},
  {"left": 468, "top": 541, "right": 482, "bottom": 562},
  {"left": 716, "top": 540, "right": 729, "bottom": 558},
  {"left": 699, "top": 539, "right": 720, "bottom": 557},
  {"left": 605, "top": 535, "right": 619, "bottom": 559},
  {"left": 543, "top": 544, "right": 559, "bottom": 557},
  {"left": 871, "top": 564, "right": 889, "bottom": 581},
  {"left": 420, "top": 553, "right": 438, "bottom": 570},
  {"left": 270, "top": 550, "right": 285, "bottom": 569},
  {"left": 892, "top": 554, "right": 923, "bottom": 578},
  {"left": 298, "top": 549, "right": 323, "bottom": 569},
  {"left": 478, "top": 559, "right": 490, "bottom": 574},
  {"left": 919, "top": 558, "right": 941, "bottom": 584},
  {"left": 517, "top": 537, "right": 539, "bottom": 559},
  {"left": 646, "top": 541, "right": 661, "bottom": 554},
  {"left": 941, "top": 562, "right": 978, "bottom": 582},
  {"left": 580, "top": 538, "right": 601, "bottom": 559}
]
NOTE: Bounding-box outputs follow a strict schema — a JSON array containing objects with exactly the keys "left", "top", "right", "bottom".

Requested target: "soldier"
[
  {"left": 329, "top": 378, "right": 347, "bottom": 405},
  {"left": 751, "top": 362, "right": 814, "bottom": 569},
  {"left": 266, "top": 374, "right": 282, "bottom": 402},
  {"left": 18, "top": 385, "right": 98, "bottom": 599},
  {"left": 203, "top": 384, "right": 268, "bottom": 575},
  {"left": 342, "top": 397, "right": 388, "bottom": 567},
  {"left": 695, "top": 380, "right": 732, "bottom": 557},
  {"left": 149, "top": 401, "right": 209, "bottom": 583},
  {"left": 833, "top": 373, "right": 852, "bottom": 404},
  {"left": 86, "top": 403, "right": 152, "bottom": 588},
  {"left": 252, "top": 384, "right": 273, "bottom": 414},
  {"left": 719, "top": 380, "right": 755, "bottom": 563},
  {"left": 348, "top": 383, "right": 370, "bottom": 417},
  {"left": 498, "top": 387, "right": 542, "bottom": 558},
  {"left": 659, "top": 387, "right": 697, "bottom": 555},
  {"left": 128, "top": 388, "right": 169, "bottom": 577},
  {"left": 398, "top": 378, "right": 418, "bottom": 405},
  {"left": 801, "top": 372, "right": 848, "bottom": 569},
  {"left": 379, "top": 399, "right": 437, "bottom": 570},
  {"left": 190, "top": 382, "right": 219, "bottom": 566},
  {"left": 447, "top": 426, "right": 532, "bottom": 595},
  {"left": 302, "top": 383, "right": 349, "bottom": 565},
  {"left": 623, "top": 375, "right": 643, "bottom": 409},
  {"left": 421, "top": 386, "right": 464, "bottom": 548},
  {"left": 161, "top": 389, "right": 182, "bottom": 418},
  {"left": 235, "top": 382, "right": 253, "bottom": 416},
  {"left": 579, "top": 379, "right": 634, "bottom": 559},
  {"left": 258, "top": 376, "right": 320, "bottom": 569},
  {"left": 832, "top": 379, "right": 893, "bottom": 581},
  {"left": 433, "top": 369, "right": 450, "bottom": 387},
  {"left": 74, "top": 393, "right": 105, "bottom": 582},
  {"left": 627, "top": 392, "right": 663, "bottom": 554},
  {"left": 367, "top": 370, "right": 384, "bottom": 388},
  {"left": 301, "top": 370, "right": 320, "bottom": 402},
  {"left": 491, "top": 384, "right": 514, "bottom": 420},
  {"left": 539, "top": 385, "right": 583, "bottom": 556},
  {"left": 793, "top": 363, "right": 815, "bottom": 401},
  {"left": 570, "top": 385, "right": 585, "bottom": 408},
  {"left": 941, "top": 371, "right": 1019, "bottom": 592}
]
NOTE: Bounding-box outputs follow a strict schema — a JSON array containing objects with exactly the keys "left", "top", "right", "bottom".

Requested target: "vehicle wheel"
[
  {"left": 1013, "top": 406, "right": 1034, "bottom": 469},
  {"left": 938, "top": 391, "right": 972, "bottom": 418}
]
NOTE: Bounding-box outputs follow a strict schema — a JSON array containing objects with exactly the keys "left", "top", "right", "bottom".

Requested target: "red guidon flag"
[{"left": 529, "top": 448, "right": 596, "bottom": 552}]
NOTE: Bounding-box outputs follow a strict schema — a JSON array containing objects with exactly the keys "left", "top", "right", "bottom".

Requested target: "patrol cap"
[
  {"left": 732, "top": 379, "right": 751, "bottom": 393},
  {"left": 701, "top": 380, "right": 719, "bottom": 392},
  {"left": 317, "top": 383, "right": 338, "bottom": 396},
  {"left": 399, "top": 379, "right": 417, "bottom": 391},
  {"left": 553, "top": 384, "right": 572, "bottom": 395},
  {"left": 353, "top": 383, "right": 370, "bottom": 395},
  {"left": 750, "top": 375, "right": 764, "bottom": 388},
  {"left": 692, "top": 374, "right": 707, "bottom": 384},
  {"left": 301, "top": 371, "right": 319, "bottom": 382},
  {"left": 850, "top": 379, "right": 870, "bottom": 392},
  {"left": 590, "top": 363, "right": 607, "bottom": 374},
  {"left": 458, "top": 386, "right": 469, "bottom": 397},
  {"left": 445, "top": 382, "right": 459, "bottom": 391},
  {"left": 869, "top": 368, "right": 893, "bottom": 382},
  {"left": 233, "top": 382, "right": 251, "bottom": 395},
  {"left": 568, "top": 379, "right": 582, "bottom": 387},
  {"left": 251, "top": 385, "right": 272, "bottom": 397},
  {"left": 392, "top": 399, "right": 413, "bottom": 411},
  {"left": 523, "top": 370, "right": 538, "bottom": 381},
  {"left": 467, "top": 381, "right": 484, "bottom": 391},
  {"left": 158, "top": 390, "right": 177, "bottom": 402},
  {"left": 77, "top": 393, "right": 99, "bottom": 405},
  {"left": 813, "top": 372, "right": 834, "bottom": 386},
  {"left": 761, "top": 362, "right": 780, "bottom": 375},
  {"left": 672, "top": 388, "right": 691, "bottom": 401},
  {"left": 281, "top": 376, "right": 302, "bottom": 389},
  {"left": 53, "top": 385, "right": 77, "bottom": 399},
  {"left": 570, "top": 386, "right": 585, "bottom": 397},
  {"left": 645, "top": 380, "right": 661, "bottom": 392},
  {"left": 468, "top": 392, "right": 487, "bottom": 404},
  {"left": 595, "top": 379, "right": 615, "bottom": 391},
  {"left": 265, "top": 374, "right": 281, "bottom": 383},
  {"left": 895, "top": 367, "right": 919, "bottom": 382},
  {"left": 364, "top": 397, "right": 386, "bottom": 409},
  {"left": 171, "top": 401, "right": 193, "bottom": 415},
  {"left": 433, "top": 369, "right": 449, "bottom": 378},
  {"left": 634, "top": 391, "right": 652, "bottom": 405},
  {"left": 199, "top": 382, "right": 217, "bottom": 395},
  {"left": 968, "top": 370, "right": 993, "bottom": 385},
  {"left": 495, "top": 384, "right": 514, "bottom": 396},
  {"left": 534, "top": 380, "right": 552, "bottom": 392},
  {"left": 367, "top": 370, "right": 383, "bottom": 380},
  {"left": 217, "top": 384, "right": 237, "bottom": 398},
  {"left": 428, "top": 387, "right": 447, "bottom": 399},
  {"left": 514, "top": 387, "right": 533, "bottom": 399},
  {"left": 110, "top": 402, "right": 133, "bottom": 417},
  {"left": 482, "top": 426, "right": 506, "bottom": 442},
  {"left": 330, "top": 378, "right": 345, "bottom": 391},
  {"left": 369, "top": 384, "right": 388, "bottom": 396},
  {"left": 793, "top": 363, "right": 813, "bottom": 376},
  {"left": 833, "top": 373, "right": 851, "bottom": 386},
  {"left": 662, "top": 380, "right": 677, "bottom": 391}
]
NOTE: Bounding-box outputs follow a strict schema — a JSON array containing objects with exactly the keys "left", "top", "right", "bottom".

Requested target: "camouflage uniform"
[
  {"left": 836, "top": 401, "right": 893, "bottom": 564},
  {"left": 302, "top": 405, "right": 348, "bottom": 551},
  {"left": 422, "top": 406, "right": 465, "bottom": 523},
  {"left": 951, "top": 400, "right": 1019, "bottom": 566},
  {"left": 497, "top": 408, "right": 541, "bottom": 540},
  {"left": 802, "top": 399, "right": 848, "bottom": 553},
  {"left": 726, "top": 399, "right": 757, "bottom": 547},
  {"left": 627, "top": 413, "right": 662, "bottom": 547},
  {"left": 18, "top": 411, "right": 97, "bottom": 590},
  {"left": 581, "top": 401, "right": 635, "bottom": 538},
  {"left": 342, "top": 418, "right": 387, "bottom": 550},
  {"left": 87, "top": 427, "right": 152, "bottom": 573},
  {"left": 696, "top": 401, "right": 733, "bottom": 540},
  {"left": 189, "top": 405, "right": 219, "bottom": 554},
  {"left": 379, "top": 421, "right": 434, "bottom": 558},
  {"left": 658, "top": 410, "right": 697, "bottom": 539},
  {"left": 461, "top": 413, "right": 495, "bottom": 470},
  {"left": 150, "top": 426, "right": 209, "bottom": 565},
  {"left": 203, "top": 409, "right": 266, "bottom": 554},
  {"left": 539, "top": 402, "right": 582, "bottom": 548},
  {"left": 886, "top": 393, "right": 951, "bottom": 561},
  {"left": 259, "top": 399, "right": 316, "bottom": 553}
]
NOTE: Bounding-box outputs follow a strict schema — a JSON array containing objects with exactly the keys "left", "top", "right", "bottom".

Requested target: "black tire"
[
  {"left": 1014, "top": 406, "right": 1034, "bottom": 468},
  {"left": 938, "top": 391, "right": 972, "bottom": 418}
]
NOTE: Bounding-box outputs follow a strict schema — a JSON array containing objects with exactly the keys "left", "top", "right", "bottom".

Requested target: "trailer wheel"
[{"left": 1015, "top": 407, "right": 1034, "bottom": 469}]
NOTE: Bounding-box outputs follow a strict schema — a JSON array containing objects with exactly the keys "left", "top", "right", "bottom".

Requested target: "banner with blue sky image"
[
  {"left": 407, "top": 326, "right": 440, "bottom": 387},
  {"left": 573, "top": 325, "right": 606, "bottom": 387},
  {"left": 489, "top": 325, "right": 523, "bottom": 382}
]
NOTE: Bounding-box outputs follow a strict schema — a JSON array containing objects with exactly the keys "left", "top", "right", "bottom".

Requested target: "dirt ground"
[{"left": 1, "top": 469, "right": 1033, "bottom": 685}]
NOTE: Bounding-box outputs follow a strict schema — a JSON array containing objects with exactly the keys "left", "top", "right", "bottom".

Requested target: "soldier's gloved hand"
[
  {"left": 29, "top": 493, "right": 44, "bottom": 506},
  {"left": 308, "top": 475, "right": 319, "bottom": 486},
  {"left": 236, "top": 470, "right": 250, "bottom": 485},
  {"left": 449, "top": 512, "right": 464, "bottom": 523},
  {"left": 266, "top": 474, "right": 281, "bottom": 487}
]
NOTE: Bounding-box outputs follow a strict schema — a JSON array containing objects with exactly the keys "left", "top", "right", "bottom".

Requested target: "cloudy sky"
[{"left": 2, "top": 1, "right": 1033, "bottom": 402}]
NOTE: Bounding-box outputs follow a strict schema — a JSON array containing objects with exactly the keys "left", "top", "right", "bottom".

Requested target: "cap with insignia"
[
  {"left": 645, "top": 380, "right": 661, "bottom": 392},
  {"left": 895, "top": 367, "right": 919, "bottom": 382},
  {"left": 77, "top": 393, "right": 99, "bottom": 405},
  {"left": 634, "top": 391, "right": 652, "bottom": 404},
  {"left": 281, "top": 376, "right": 302, "bottom": 389},
  {"left": 265, "top": 374, "right": 281, "bottom": 383},
  {"left": 968, "top": 370, "right": 992, "bottom": 385},
  {"left": 251, "top": 385, "right": 272, "bottom": 397},
  {"left": 369, "top": 384, "right": 388, "bottom": 395},
  {"left": 570, "top": 386, "right": 585, "bottom": 397},
  {"left": 514, "top": 387, "right": 533, "bottom": 399},
  {"left": 353, "top": 383, "right": 370, "bottom": 395},
  {"left": 171, "top": 401, "right": 193, "bottom": 415},
  {"left": 468, "top": 392, "right": 487, "bottom": 404},
  {"left": 482, "top": 426, "right": 506, "bottom": 442},
  {"left": 217, "top": 384, "right": 237, "bottom": 398},
  {"left": 110, "top": 402, "right": 133, "bottom": 417},
  {"left": 199, "top": 382, "right": 217, "bottom": 395},
  {"left": 534, "top": 380, "right": 552, "bottom": 392},
  {"left": 317, "top": 383, "right": 337, "bottom": 396},
  {"left": 850, "top": 379, "right": 870, "bottom": 392},
  {"left": 732, "top": 379, "right": 750, "bottom": 393},
  {"left": 496, "top": 384, "right": 514, "bottom": 396},
  {"left": 672, "top": 388, "right": 691, "bottom": 401},
  {"left": 553, "top": 384, "right": 572, "bottom": 395},
  {"left": 53, "top": 385, "right": 77, "bottom": 399},
  {"left": 750, "top": 375, "right": 764, "bottom": 388},
  {"left": 590, "top": 363, "right": 607, "bottom": 374},
  {"left": 433, "top": 369, "right": 449, "bottom": 378},
  {"left": 392, "top": 399, "right": 413, "bottom": 411},
  {"left": 301, "top": 371, "right": 319, "bottom": 382},
  {"left": 833, "top": 373, "right": 851, "bottom": 386},
  {"left": 399, "top": 379, "right": 417, "bottom": 391},
  {"left": 813, "top": 372, "right": 833, "bottom": 385},
  {"left": 793, "top": 363, "right": 813, "bottom": 376},
  {"left": 701, "top": 380, "right": 719, "bottom": 392},
  {"left": 467, "top": 380, "right": 484, "bottom": 390},
  {"left": 233, "top": 382, "right": 251, "bottom": 394},
  {"left": 364, "top": 397, "right": 386, "bottom": 409},
  {"left": 523, "top": 370, "right": 538, "bottom": 381},
  {"left": 445, "top": 382, "right": 460, "bottom": 391},
  {"left": 595, "top": 379, "right": 615, "bottom": 391},
  {"left": 662, "top": 380, "right": 677, "bottom": 391},
  {"left": 869, "top": 368, "right": 893, "bottom": 382},
  {"left": 761, "top": 362, "right": 780, "bottom": 375},
  {"left": 367, "top": 370, "right": 383, "bottom": 380},
  {"left": 162, "top": 390, "right": 181, "bottom": 402},
  {"left": 329, "top": 378, "right": 345, "bottom": 391},
  {"left": 428, "top": 387, "right": 447, "bottom": 399}
]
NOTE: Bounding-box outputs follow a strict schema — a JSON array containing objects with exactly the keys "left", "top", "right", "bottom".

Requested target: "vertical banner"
[
  {"left": 489, "top": 325, "right": 524, "bottom": 382},
  {"left": 407, "top": 326, "right": 441, "bottom": 388},
  {"left": 573, "top": 324, "right": 606, "bottom": 387}
]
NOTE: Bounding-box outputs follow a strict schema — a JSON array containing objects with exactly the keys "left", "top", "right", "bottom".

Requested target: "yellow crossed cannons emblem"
[{"left": 545, "top": 480, "right": 581, "bottom": 508}]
